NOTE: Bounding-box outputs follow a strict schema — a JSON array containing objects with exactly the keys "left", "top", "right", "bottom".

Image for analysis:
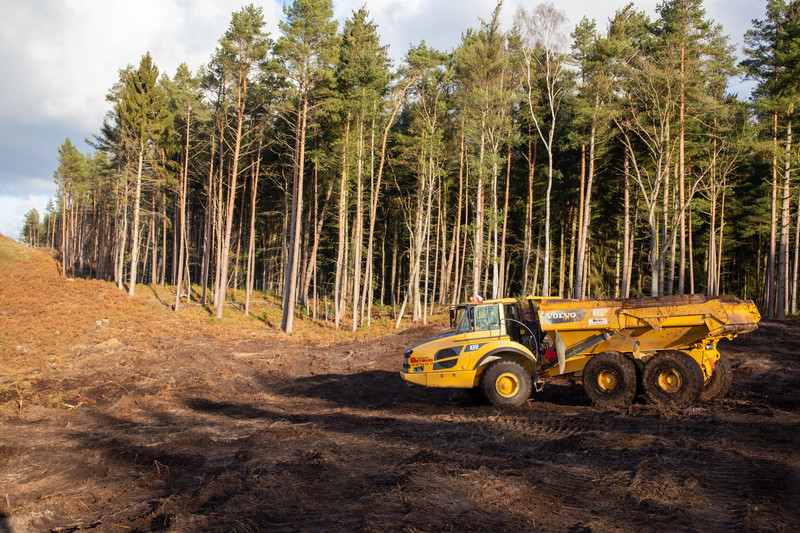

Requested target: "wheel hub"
[
  {"left": 495, "top": 372, "right": 520, "bottom": 398},
  {"left": 657, "top": 369, "right": 682, "bottom": 393},
  {"left": 597, "top": 370, "right": 619, "bottom": 392}
]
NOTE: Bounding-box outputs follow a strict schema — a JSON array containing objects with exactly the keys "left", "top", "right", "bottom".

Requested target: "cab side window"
[
  {"left": 475, "top": 305, "right": 500, "bottom": 331},
  {"left": 504, "top": 303, "right": 519, "bottom": 323}
]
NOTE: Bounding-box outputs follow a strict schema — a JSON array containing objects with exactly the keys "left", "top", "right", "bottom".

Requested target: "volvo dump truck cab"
[
  {"left": 402, "top": 297, "right": 544, "bottom": 406},
  {"left": 400, "top": 295, "right": 760, "bottom": 408}
]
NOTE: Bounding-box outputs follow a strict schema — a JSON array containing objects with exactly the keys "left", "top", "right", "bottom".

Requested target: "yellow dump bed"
[{"left": 532, "top": 295, "right": 760, "bottom": 370}]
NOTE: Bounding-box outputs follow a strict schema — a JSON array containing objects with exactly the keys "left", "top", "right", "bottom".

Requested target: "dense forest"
[{"left": 18, "top": 0, "right": 800, "bottom": 330}]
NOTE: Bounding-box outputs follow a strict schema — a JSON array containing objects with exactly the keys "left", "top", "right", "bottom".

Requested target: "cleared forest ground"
[{"left": 0, "top": 234, "right": 798, "bottom": 532}]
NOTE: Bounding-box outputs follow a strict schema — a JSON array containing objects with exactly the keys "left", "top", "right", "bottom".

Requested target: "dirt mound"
[{"left": 0, "top": 239, "right": 797, "bottom": 532}]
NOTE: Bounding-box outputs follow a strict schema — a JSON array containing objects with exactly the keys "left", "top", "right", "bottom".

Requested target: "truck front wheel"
[
  {"left": 481, "top": 360, "right": 532, "bottom": 408},
  {"left": 582, "top": 351, "right": 637, "bottom": 408},
  {"left": 642, "top": 351, "right": 704, "bottom": 406}
]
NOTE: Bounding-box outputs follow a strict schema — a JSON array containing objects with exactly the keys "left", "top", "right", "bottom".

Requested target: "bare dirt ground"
[{"left": 1, "top": 235, "right": 798, "bottom": 532}]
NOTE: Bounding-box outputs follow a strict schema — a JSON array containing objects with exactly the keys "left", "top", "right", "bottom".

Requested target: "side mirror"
[{"left": 449, "top": 309, "right": 456, "bottom": 329}]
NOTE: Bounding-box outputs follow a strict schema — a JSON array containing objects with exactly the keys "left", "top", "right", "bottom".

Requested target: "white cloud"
[
  {"left": 0, "top": 0, "right": 766, "bottom": 239},
  {"left": 0, "top": 0, "right": 269, "bottom": 131},
  {"left": 0, "top": 193, "right": 53, "bottom": 242}
]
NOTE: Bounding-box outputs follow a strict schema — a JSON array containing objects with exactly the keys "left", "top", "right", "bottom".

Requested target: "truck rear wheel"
[
  {"left": 699, "top": 352, "right": 732, "bottom": 402},
  {"left": 481, "top": 360, "right": 532, "bottom": 408},
  {"left": 582, "top": 351, "right": 637, "bottom": 408},
  {"left": 642, "top": 351, "right": 704, "bottom": 406}
]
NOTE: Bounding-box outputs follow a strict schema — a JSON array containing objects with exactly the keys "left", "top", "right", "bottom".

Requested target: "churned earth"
[{"left": 0, "top": 234, "right": 798, "bottom": 532}]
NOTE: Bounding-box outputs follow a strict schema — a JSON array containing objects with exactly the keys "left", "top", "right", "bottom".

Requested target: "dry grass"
[{"left": 0, "top": 234, "right": 445, "bottom": 377}]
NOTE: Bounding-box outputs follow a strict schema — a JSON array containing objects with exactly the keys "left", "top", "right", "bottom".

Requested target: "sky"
[{"left": 0, "top": 0, "right": 763, "bottom": 241}]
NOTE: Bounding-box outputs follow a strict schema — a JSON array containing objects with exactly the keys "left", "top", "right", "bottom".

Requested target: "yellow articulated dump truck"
[{"left": 400, "top": 295, "right": 760, "bottom": 408}]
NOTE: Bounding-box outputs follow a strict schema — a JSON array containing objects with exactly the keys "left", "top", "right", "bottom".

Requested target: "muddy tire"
[
  {"left": 582, "top": 351, "right": 637, "bottom": 408},
  {"left": 481, "top": 360, "right": 532, "bottom": 408},
  {"left": 699, "top": 352, "right": 732, "bottom": 402},
  {"left": 642, "top": 351, "right": 704, "bottom": 406}
]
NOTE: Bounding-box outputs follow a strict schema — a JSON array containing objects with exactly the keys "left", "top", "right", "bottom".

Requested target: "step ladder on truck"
[{"left": 400, "top": 295, "right": 761, "bottom": 408}]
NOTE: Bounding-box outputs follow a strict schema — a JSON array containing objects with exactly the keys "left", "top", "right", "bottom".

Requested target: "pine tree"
[
  {"left": 336, "top": 6, "right": 391, "bottom": 330},
  {"left": 457, "top": 2, "right": 514, "bottom": 299},
  {"left": 53, "top": 138, "right": 85, "bottom": 277},
  {"left": 117, "top": 53, "right": 172, "bottom": 296},
  {"left": 214, "top": 4, "right": 271, "bottom": 318},
  {"left": 277, "top": 0, "right": 338, "bottom": 334}
]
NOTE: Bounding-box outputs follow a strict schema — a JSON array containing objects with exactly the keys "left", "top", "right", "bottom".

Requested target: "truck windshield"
[{"left": 474, "top": 305, "right": 500, "bottom": 331}]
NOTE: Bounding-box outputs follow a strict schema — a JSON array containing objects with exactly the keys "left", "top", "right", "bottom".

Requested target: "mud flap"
[{"left": 555, "top": 330, "right": 567, "bottom": 375}]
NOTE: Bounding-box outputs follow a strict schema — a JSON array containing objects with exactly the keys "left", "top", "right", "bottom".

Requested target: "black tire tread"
[
  {"left": 481, "top": 360, "right": 532, "bottom": 408},
  {"left": 642, "top": 351, "right": 704, "bottom": 406},
  {"left": 582, "top": 351, "right": 637, "bottom": 408}
]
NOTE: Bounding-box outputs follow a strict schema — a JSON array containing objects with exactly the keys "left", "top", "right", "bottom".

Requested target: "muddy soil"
[{"left": 0, "top": 238, "right": 798, "bottom": 532}]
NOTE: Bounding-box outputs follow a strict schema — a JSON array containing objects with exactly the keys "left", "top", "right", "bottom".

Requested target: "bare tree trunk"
[
  {"left": 472, "top": 114, "right": 486, "bottom": 298},
  {"left": 522, "top": 134, "right": 537, "bottom": 296},
  {"left": 689, "top": 203, "right": 695, "bottom": 294},
  {"left": 766, "top": 111, "right": 778, "bottom": 316},
  {"left": 334, "top": 113, "right": 350, "bottom": 329},
  {"left": 574, "top": 106, "right": 597, "bottom": 299},
  {"left": 128, "top": 144, "right": 144, "bottom": 296},
  {"left": 678, "top": 42, "right": 686, "bottom": 295},
  {"left": 281, "top": 89, "right": 309, "bottom": 333},
  {"left": 362, "top": 118, "right": 376, "bottom": 324},
  {"left": 447, "top": 127, "right": 464, "bottom": 305},
  {"left": 351, "top": 118, "right": 364, "bottom": 331},
  {"left": 499, "top": 142, "right": 511, "bottom": 298},
  {"left": 175, "top": 107, "right": 190, "bottom": 311},
  {"left": 215, "top": 95, "right": 247, "bottom": 318},
  {"left": 301, "top": 167, "right": 334, "bottom": 312},
  {"left": 245, "top": 136, "right": 263, "bottom": 316},
  {"left": 117, "top": 183, "right": 129, "bottom": 290},
  {"left": 793, "top": 187, "right": 800, "bottom": 314},
  {"left": 201, "top": 134, "right": 215, "bottom": 306},
  {"left": 60, "top": 185, "right": 68, "bottom": 277},
  {"left": 777, "top": 112, "right": 793, "bottom": 320}
]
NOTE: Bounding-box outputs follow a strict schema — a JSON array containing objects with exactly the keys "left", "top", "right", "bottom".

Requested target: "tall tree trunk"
[
  {"left": 175, "top": 106, "right": 190, "bottom": 311},
  {"left": 281, "top": 89, "right": 309, "bottom": 333},
  {"left": 472, "top": 113, "right": 486, "bottom": 298},
  {"left": 351, "top": 117, "right": 364, "bottom": 331},
  {"left": 447, "top": 127, "right": 464, "bottom": 305},
  {"left": 499, "top": 142, "right": 511, "bottom": 298},
  {"left": 60, "top": 185, "right": 68, "bottom": 277},
  {"left": 128, "top": 144, "right": 144, "bottom": 296},
  {"left": 621, "top": 150, "right": 631, "bottom": 298},
  {"left": 334, "top": 112, "right": 350, "bottom": 329},
  {"left": 362, "top": 118, "right": 376, "bottom": 324},
  {"left": 522, "top": 134, "right": 537, "bottom": 296},
  {"left": 689, "top": 203, "right": 695, "bottom": 294},
  {"left": 215, "top": 88, "right": 247, "bottom": 318},
  {"left": 245, "top": 136, "right": 263, "bottom": 316},
  {"left": 575, "top": 104, "right": 598, "bottom": 298},
  {"left": 201, "top": 134, "right": 216, "bottom": 307},
  {"left": 792, "top": 187, "right": 800, "bottom": 314},
  {"left": 301, "top": 167, "right": 334, "bottom": 313},
  {"left": 766, "top": 111, "right": 778, "bottom": 316},
  {"left": 678, "top": 41, "right": 686, "bottom": 295},
  {"left": 777, "top": 111, "right": 793, "bottom": 320}
]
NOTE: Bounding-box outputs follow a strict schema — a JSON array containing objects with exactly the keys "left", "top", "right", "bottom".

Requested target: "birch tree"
[{"left": 515, "top": 2, "right": 568, "bottom": 297}]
